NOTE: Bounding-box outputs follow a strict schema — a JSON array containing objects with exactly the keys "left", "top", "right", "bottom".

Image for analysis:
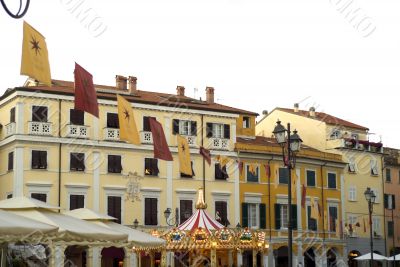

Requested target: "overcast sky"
[{"left": 0, "top": 0, "right": 398, "bottom": 147}]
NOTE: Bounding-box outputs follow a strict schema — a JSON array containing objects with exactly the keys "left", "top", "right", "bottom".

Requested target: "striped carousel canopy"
[{"left": 177, "top": 188, "right": 223, "bottom": 233}]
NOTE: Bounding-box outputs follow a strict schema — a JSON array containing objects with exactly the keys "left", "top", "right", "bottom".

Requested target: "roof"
[
  {"left": 178, "top": 209, "right": 223, "bottom": 233},
  {"left": 237, "top": 136, "right": 320, "bottom": 152},
  {"left": 274, "top": 107, "right": 368, "bottom": 131},
  {"left": 3, "top": 79, "right": 258, "bottom": 116}
]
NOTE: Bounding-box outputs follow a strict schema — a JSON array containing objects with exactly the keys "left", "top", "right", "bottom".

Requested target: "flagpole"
[{"left": 201, "top": 114, "right": 205, "bottom": 201}]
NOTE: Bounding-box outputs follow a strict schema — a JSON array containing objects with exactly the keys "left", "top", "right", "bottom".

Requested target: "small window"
[
  {"left": 248, "top": 203, "right": 259, "bottom": 228},
  {"left": 144, "top": 198, "right": 158, "bottom": 226},
  {"left": 206, "top": 123, "right": 230, "bottom": 139},
  {"left": 31, "top": 193, "right": 47, "bottom": 203},
  {"left": 70, "top": 109, "right": 84, "bottom": 125},
  {"left": 215, "top": 163, "right": 229, "bottom": 180},
  {"left": 243, "top": 116, "right": 250, "bottom": 129},
  {"left": 386, "top": 169, "right": 391, "bottom": 183},
  {"left": 215, "top": 201, "right": 229, "bottom": 227},
  {"left": 370, "top": 160, "right": 378, "bottom": 175},
  {"left": 70, "top": 195, "right": 84, "bottom": 210},
  {"left": 70, "top": 153, "right": 85, "bottom": 171},
  {"left": 371, "top": 188, "right": 379, "bottom": 203},
  {"left": 143, "top": 116, "right": 156, "bottom": 131},
  {"left": 108, "top": 155, "right": 122, "bottom": 173},
  {"left": 351, "top": 133, "right": 359, "bottom": 140},
  {"left": 306, "top": 170, "right": 316, "bottom": 187},
  {"left": 213, "top": 124, "right": 224, "bottom": 138},
  {"left": 388, "top": 221, "right": 394, "bottom": 237},
  {"left": 181, "top": 161, "right": 195, "bottom": 178},
  {"left": 279, "top": 168, "right": 289, "bottom": 184},
  {"left": 330, "top": 129, "right": 341, "bottom": 139},
  {"left": 327, "top": 173, "right": 337, "bottom": 189},
  {"left": 373, "top": 217, "right": 380, "bottom": 236},
  {"left": 348, "top": 186, "right": 356, "bottom": 201},
  {"left": 246, "top": 165, "right": 259, "bottom": 182},
  {"left": 280, "top": 204, "right": 289, "bottom": 229},
  {"left": 180, "top": 200, "right": 193, "bottom": 224},
  {"left": 7, "top": 193, "right": 13, "bottom": 199},
  {"left": 8, "top": 152, "right": 13, "bottom": 171},
  {"left": 328, "top": 206, "right": 338, "bottom": 232},
  {"left": 31, "top": 150, "right": 47, "bottom": 169},
  {"left": 32, "top": 106, "right": 48, "bottom": 122},
  {"left": 172, "top": 120, "right": 197, "bottom": 136},
  {"left": 107, "top": 196, "right": 122, "bottom": 224},
  {"left": 145, "top": 158, "right": 159, "bottom": 176},
  {"left": 384, "top": 194, "right": 396, "bottom": 210},
  {"left": 348, "top": 158, "right": 356, "bottom": 173},
  {"left": 10, "top": 107, "right": 15, "bottom": 123},
  {"left": 307, "top": 206, "right": 317, "bottom": 231},
  {"left": 107, "top": 113, "right": 119, "bottom": 128}
]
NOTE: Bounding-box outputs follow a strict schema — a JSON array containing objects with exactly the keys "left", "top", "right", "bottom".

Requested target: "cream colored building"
[{"left": 256, "top": 104, "right": 385, "bottom": 263}]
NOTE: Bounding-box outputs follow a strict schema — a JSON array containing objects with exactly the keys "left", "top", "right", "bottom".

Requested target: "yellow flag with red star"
[
  {"left": 177, "top": 134, "right": 192, "bottom": 176},
  {"left": 117, "top": 95, "right": 140, "bottom": 145}
]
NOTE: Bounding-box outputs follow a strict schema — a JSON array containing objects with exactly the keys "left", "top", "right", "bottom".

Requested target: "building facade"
[{"left": 256, "top": 104, "right": 386, "bottom": 264}]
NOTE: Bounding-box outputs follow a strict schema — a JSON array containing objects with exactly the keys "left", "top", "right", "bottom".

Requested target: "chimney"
[
  {"left": 294, "top": 103, "right": 299, "bottom": 113},
  {"left": 206, "top": 87, "right": 214, "bottom": 104},
  {"left": 176, "top": 86, "right": 185, "bottom": 96},
  {"left": 115, "top": 75, "right": 127, "bottom": 90},
  {"left": 262, "top": 110, "right": 268, "bottom": 116},
  {"left": 128, "top": 76, "right": 137, "bottom": 94},
  {"left": 309, "top": 107, "right": 316, "bottom": 117}
]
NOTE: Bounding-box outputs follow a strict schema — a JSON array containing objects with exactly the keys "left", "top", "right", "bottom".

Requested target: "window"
[
  {"left": 330, "top": 129, "right": 341, "bottom": 139},
  {"left": 327, "top": 172, "right": 337, "bottom": 189},
  {"left": 143, "top": 116, "right": 156, "bottom": 131},
  {"left": 279, "top": 168, "right": 289, "bottom": 184},
  {"left": 215, "top": 163, "right": 229, "bottom": 180},
  {"left": 206, "top": 123, "right": 230, "bottom": 139},
  {"left": 172, "top": 119, "right": 197, "bottom": 136},
  {"left": 181, "top": 161, "right": 195, "bottom": 178},
  {"left": 107, "top": 196, "right": 122, "bottom": 224},
  {"left": 386, "top": 168, "right": 392, "bottom": 182},
  {"left": 348, "top": 186, "right": 356, "bottom": 201},
  {"left": 6, "top": 193, "right": 12, "bottom": 199},
  {"left": 372, "top": 217, "right": 380, "bottom": 236},
  {"left": 108, "top": 155, "right": 122, "bottom": 173},
  {"left": 348, "top": 214, "right": 357, "bottom": 228},
  {"left": 180, "top": 200, "right": 193, "bottom": 224},
  {"left": 107, "top": 113, "right": 119, "bottom": 128},
  {"left": 371, "top": 188, "right": 379, "bottom": 203},
  {"left": 8, "top": 152, "right": 13, "bottom": 171},
  {"left": 388, "top": 221, "right": 394, "bottom": 237},
  {"left": 351, "top": 133, "right": 359, "bottom": 140},
  {"left": 70, "top": 195, "right": 84, "bottom": 210},
  {"left": 248, "top": 203, "right": 259, "bottom": 228},
  {"left": 370, "top": 160, "right": 378, "bottom": 175},
  {"left": 32, "top": 106, "right": 48, "bottom": 122},
  {"left": 246, "top": 165, "right": 259, "bottom": 182},
  {"left": 31, "top": 193, "right": 47, "bottom": 203},
  {"left": 10, "top": 107, "right": 15, "bottom": 123},
  {"left": 31, "top": 150, "right": 47, "bottom": 169},
  {"left": 306, "top": 170, "right": 316, "bottom": 187},
  {"left": 280, "top": 204, "right": 289, "bottom": 229},
  {"left": 242, "top": 203, "right": 266, "bottom": 229},
  {"left": 384, "top": 194, "right": 396, "bottom": 210},
  {"left": 144, "top": 158, "right": 159, "bottom": 176},
  {"left": 243, "top": 116, "right": 250, "bottom": 128},
  {"left": 307, "top": 206, "right": 317, "bottom": 231},
  {"left": 348, "top": 158, "right": 356, "bottom": 173},
  {"left": 70, "top": 153, "right": 85, "bottom": 171},
  {"left": 144, "top": 198, "right": 158, "bottom": 225},
  {"left": 215, "top": 201, "right": 229, "bottom": 226},
  {"left": 70, "top": 109, "right": 84, "bottom": 125},
  {"left": 328, "top": 206, "right": 338, "bottom": 232}
]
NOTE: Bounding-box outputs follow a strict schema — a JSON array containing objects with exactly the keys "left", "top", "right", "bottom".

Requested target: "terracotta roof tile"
[{"left": 237, "top": 136, "right": 320, "bottom": 152}]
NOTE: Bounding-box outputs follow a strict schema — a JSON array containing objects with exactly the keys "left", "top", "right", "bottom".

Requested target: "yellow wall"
[{"left": 236, "top": 115, "right": 256, "bottom": 137}]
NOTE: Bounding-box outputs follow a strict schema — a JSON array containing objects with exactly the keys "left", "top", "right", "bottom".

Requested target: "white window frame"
[
  {"left": 65, "top": 184, "right": 89, "bottom": 210},
  {"left": 245, "top": 164, "right": 260, "bottom": 183},
  {"left": 176, "top": 190, "right": 196, "bottom": 224},
  {"left": 330, "top": 129, "right": 341, "bottom": 139},
  {"left": 371, "top": 188, "right": 380, "bottom": 203},
  {"left": 104, "top": 187, "right": 125, "bottom": 224},
  {"left": 306, "top": 198, "right": 319, "bottom": 231},
  {"left": 244, "top": 194, "right": 261, "bottom": 229},
  {"left": 212, "top": 192, "right": 230, "bottom": 225},
  {"left": 212, "top": 123, "right": 224, "bottom": 138},
  {"left": 179, "top": 120, "right": 192, "bottom": 136},
  {"left": 327, "top": 203, "right": 339, "bottom": 233},
  {"left": 348, "top": 186, "right": 357, "bottom": 202},
  {"left": 348, "top": 157, "right": 356, "bottom": 173},
  {"left": 141, "top": 189, "right": 161, "bottom": 226},
  {"left": 306, "top": 169, "right": 316, "bottom": 187},
  {"left": 372, "top": 217, "right": 381, "bottom": 236},
  {"left": 370, "top": 159, "right": 379, "bottom": 176},
  {"left": 327, "top": 171, "right": 337, "bottom": 189},
  {"left": 30, "top": 104, "right": 50, "bottom": 122},
  {"left": 242, "top": 117, "right": 250, "bottom": 129},
  {"left": 26, "top": 182, "right": 52, "bottom": 203}
]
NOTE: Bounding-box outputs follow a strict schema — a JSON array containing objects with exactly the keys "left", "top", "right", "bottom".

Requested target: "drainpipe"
[
  {"left": 320, "top": 162, "right": 327, "bottom": 262},
  {"left": 58, "top": 99, "right": 62, "bottom": 210},
  {"left": 267, "top": 157, "right": 274, "bottom": 244},
  {"left": 201, "top": 114, "right": 205, "bottom": 201},
  {"left": 381, "top": 156, "right": 388, "bottom": 257}
]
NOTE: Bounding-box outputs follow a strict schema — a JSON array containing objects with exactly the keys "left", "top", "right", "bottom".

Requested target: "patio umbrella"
[
  {"left": 354, "top": 253, "right": 388, "bottom": 261},
  {"left": 387, "top": 254, "right": 400, "bottom": 261}
]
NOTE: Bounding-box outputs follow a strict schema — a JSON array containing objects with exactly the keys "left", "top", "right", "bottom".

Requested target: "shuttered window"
[
  {"left": 70, "top": 109, "right": 84, "bottom": 125},
  {"left": 108, "top": 155, "right": 122, "bottom": 173},
  {"left": 172, "top": 119, "right": 197, "bottom": 136},
  {"left": 107, "top": 196, "right": 122, "bottom": 224},
  {"left": 70, "top": 153, "right": 85, "bottom": 171},
  {"left": 215, "top": 163, "right": 229, "bottom": 180},
  {"left": 107, "top": 113, "right": 119, "bottom": 128},
  {"left": 31, "top": 193, "right": 47, "bottom": 203},
  {"left": 306, "top": 170, "right": 316, "bottom": 187},
  {"left": 215, "top": 201, "right": 229, "bottom": 226},
  {"left": 8, "top": 152, "right": 13, "bottom": 171},
  {"left": 145, "top": 158, "right": 159, "bottom": 176},
  {"left": 10, "top": 107, "right": 15, "bottom": 123},
  {"left": 279, "top": 168, "right": 289, "bottom": 184},
  {"left": 180, "top": 200, "right": 193, "bottom": 224},
  {"left": 206, "top": 123, "right": 230, "bottom": 138},
  {"left": 31, "top": 150, "right": 47, "bottom": 169},
  {"left": 70, "top": 195, "right": 84, "bottom": 210},
  {"left": 144, "top": 198, "right": 158, "bottom": 226},
  {"left": 143, "top": 116, "right": 156, "bottom": 131},
  {"left": 32, "top": 106, "right": 48, "bottom": 122}
]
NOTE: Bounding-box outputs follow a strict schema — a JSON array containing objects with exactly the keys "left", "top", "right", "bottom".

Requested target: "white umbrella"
[
  {"left": 354, "top": 253, "right": 388, "bottom": 261},
  {"left": 387, "top": 254, "right": 400, "bottom": 261}
]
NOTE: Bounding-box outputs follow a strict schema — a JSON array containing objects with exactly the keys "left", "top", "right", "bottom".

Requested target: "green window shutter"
[
  {"left": 292, "top": 204, "right": 298, "bottom": 230},
  {"left": 275, "top": 204, "right": 281, "bottom": 230},
  {"left": 259, "top": 203, "right": 266, "bottom": 229},
  {"left": 242, "top": 203, "right": 248, "bottom": 227}
]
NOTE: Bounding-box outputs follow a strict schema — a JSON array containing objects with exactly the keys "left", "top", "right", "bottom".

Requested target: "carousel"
[{"left": 158, "top": 189, "right": 269, "bottom": 267}]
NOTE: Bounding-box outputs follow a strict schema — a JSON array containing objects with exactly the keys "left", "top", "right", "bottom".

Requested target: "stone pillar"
[
  {"left": 93, "top": 151, "right": 100, "bottom": 212},
  {"left": 49, "top": 245, "right": 66, "bottom": 267},
  {"left": 123, "top": 248, "right": 130, "bottom": 267},
  {"left": 15, "top": 102, "right": 25, "bottom": 135},
  {"left": 211, "top": 249, "right": 217, "bottom": 267},
  {"left": 131, "top": 251, "right": 138, "bottom": 267},
  {"left": 252, "top": 250, "right": 257, "bottom": 267},
  {"left": 161, "top": 250, "right": 167, "bottom": 267},
  {"left": 91, "top": 247, "right": 102, "bottom": 267},
  {"left": 237, "top": 251, "right": 243, "bottom": 267},
  {"left": 13, "top": 146, "right": 24, "bottom": 197}
]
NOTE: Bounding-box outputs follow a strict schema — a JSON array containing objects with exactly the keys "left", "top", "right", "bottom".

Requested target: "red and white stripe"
[{"left": 178, "top": 209, "right": 223, "bottom": 232}]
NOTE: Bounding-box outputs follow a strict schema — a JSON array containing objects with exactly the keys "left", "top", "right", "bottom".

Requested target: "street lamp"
[
  {"left": 133, "top": 218, "right": 139, "bottom": 229},
  {"left": 364, "top": 187, "right": 376, "bottom": 267},
  {"left": 164, "top": 207, "right": 179, "bottom": 227},
  {"left": 273, "top": 120, "right": 302, "bottom": 267}
]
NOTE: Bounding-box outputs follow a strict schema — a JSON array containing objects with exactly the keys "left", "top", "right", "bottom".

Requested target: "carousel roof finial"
[{"left": 196, "top": 188, "right": 207, "bottom": 209}]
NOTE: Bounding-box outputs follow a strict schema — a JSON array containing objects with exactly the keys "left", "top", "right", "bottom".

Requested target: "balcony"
[
  {"left": 104, "top": 128, "right": 119, "bottom": 141},
  {"left": 5, "top": 122, "right": 16, "bottom": 136},
  {"left": 186, "top": 136, "right": 196, "bottom": 147},
  {"left": 141, "top": 131, "right": 153, "bottom": 144},
  {"left": 209, "top": 138, "right": 230, "bottom": 150},
  {"left": 327, "top": 138, "right": 383, "bottom": 153},
  {"left": 66, "top": 125, "right": 89, "bottom": 139},
  {"left": 28, "top": 121, "right": 52, "bottom": 135}
]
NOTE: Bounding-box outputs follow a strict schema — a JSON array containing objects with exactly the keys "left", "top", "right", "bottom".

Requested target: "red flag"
[
  {"left": 301, "top": 184, "right": 306, "bottom": 208},
  {"left": 149, "top": 117, "right": 173, "bottom": 161},
  {"left": 238, "top": 161, "right": 244, "bottom": 174},
  {"left": 74, "top": 63, "right": 99, "bottom": 117},
  {"left": 264, "top": 164, "right": 270, "bottom": 178},
  {"left": 199, "top": 146, "right": 211, "bottom": 165}
]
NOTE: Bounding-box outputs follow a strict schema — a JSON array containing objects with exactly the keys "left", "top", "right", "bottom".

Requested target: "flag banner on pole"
[
  {"left": 177, "top": 134, "right": 192, "bottom": 176},
  {"left": 74, "top": 63, "right": 99, "bottom": 117},
  {"left": 149, "top": 117, "right": 173, "bottom": 161},
  {"left": 117, "top": 95, "right": 140, "bottom": 145},
  {"left": 199, "top": 146, "right": 211, "bottom": 165}
]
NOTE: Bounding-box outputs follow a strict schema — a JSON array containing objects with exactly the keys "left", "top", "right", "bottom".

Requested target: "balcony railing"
[
  {"left": 104, "top": 128, "right": 119, "bottom": 141},
  {"left": 66, "top": 125, "right": 89, "bottom": 139},
  {"left": 28, "top": 121, "right": 52, "bottom": 135},
  {"left": 209, "top": 138, "right": 230, "bottom": 150},
  {"left": 186, "top": 136, "right": 196, "bottom": 147},
  {"left": 5, "top": 122, "right": 16, "bottom": 136},
  {"left": 141, "top": 131, "right": 153, "bottom": 144}
]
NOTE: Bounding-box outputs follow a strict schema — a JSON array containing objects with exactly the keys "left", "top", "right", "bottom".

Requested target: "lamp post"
[
  {"left": 273, "top": 120, "right": 302, "bottom": 267},
  {"left": 133, "top": 218, "right": 139, "bottom": 229},
  {"left": 364, "top": 187, "right": 376, "bottom": 267},
  {"left": 164, "top": 207, "right": 179, "bottom": 227}
]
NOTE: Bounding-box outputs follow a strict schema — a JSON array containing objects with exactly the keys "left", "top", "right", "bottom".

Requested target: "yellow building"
[
  {"left": 256, "top": 104, "right": 386, "bottom": 263},
  {"left": 0, "top": 76, "right": 257, "bottom": 266}
]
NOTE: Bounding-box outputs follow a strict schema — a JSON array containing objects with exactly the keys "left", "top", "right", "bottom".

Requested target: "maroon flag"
[
  {"left": 301, "top": 184, "right": 306, "bottom": 208},
  {"left": 199, "top": 146, "right": 211, "bottom": 165},
  {"left": 74, "top": 63, "right": 99, "bottom": 117},
  {"left": 264, "top": 164, "right": 271, "bottom": 178},
  {"left": 238, "top": 161, "right": 244, "bottom": 174},
  {"left": 149, "top": 117, "right": 173, "bottom": 161}
]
